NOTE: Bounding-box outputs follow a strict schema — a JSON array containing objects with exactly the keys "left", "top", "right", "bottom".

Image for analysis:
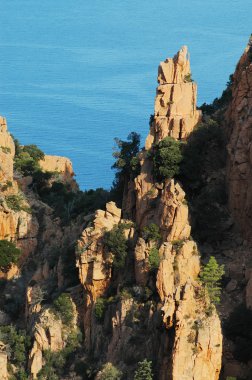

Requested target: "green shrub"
[
  {"left": 37, "top": 329, "right": 82, "bottom": 380},
  {"left": 5, "top": 193, "right": 31, "bottom": 213},
  {"left": 152, "top": 136, "right": 182, "bottom": 181},
  {"left": 94, "top": 298, "right": 107, "bottom": 322},
  {"left": 0, "top": 325, "right": 30, "bottom": 367},
  {"left": 134, "top": 359, "right": 153, "bottom": 380},
  {"left": 180, "top": 120, "right": 226, "bottom": 192},
  {"left": 97, "top": 362, "right": 122, "bottom": 380},
  {"left": 184, "top": 73, "right": 193, "bottom": 82},
  {"left": 103, "top": 225, "right": 128, "bottom": 269},
  {"left": 0, "top": 240, "right": 21, "bottom": 271},
  {"left": 142, "top": 223, "right": 161, "bottom": 243},
  {"left": 200, "top": 256, "right": 224, "bottom": 304},
  {"left": 14, "top": 144, "right": 44, "bottom": 176},
  {"left": 37, "top": 350, "right": 65, "bottom": 380},
  {"left": 148, "top": 247, "right": 160, "bottom": 271},
  {"left": 14, "top": 151, "right": 40, "bottom": 176},
  {"left": 199, "top": 74, "right": 233, "bottom": 115},
  {"left": 53, "top": 293, "right": 74, "bottom": 325},
  {"left": 1, "top": 146, "right": 11, "bottom": 154},
  {"left": 172, "top": 239, "right": 185, "bottom": 252},
  {"left": 22, "top": 144, "right": 44, "bottom": 161},
  {"left": 111, "top": 132, "right": 141, "bottom": 206}
]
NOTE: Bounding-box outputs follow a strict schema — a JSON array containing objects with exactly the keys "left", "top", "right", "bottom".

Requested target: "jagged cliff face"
[
  {"left": 225, "top": 40, "right": 252, "bottom": 239},
  {"left": 76, "top": 47, "right": 222, "bottom": 380}
]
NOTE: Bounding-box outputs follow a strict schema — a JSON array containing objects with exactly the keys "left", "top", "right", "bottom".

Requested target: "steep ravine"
[{"left": 0, "top": 41, "right": 252, "bottom": 380}]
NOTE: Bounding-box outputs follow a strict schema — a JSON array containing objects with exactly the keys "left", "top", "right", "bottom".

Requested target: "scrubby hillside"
[{"left": 1, "top": 40, "right": 252, "bottom": 380}]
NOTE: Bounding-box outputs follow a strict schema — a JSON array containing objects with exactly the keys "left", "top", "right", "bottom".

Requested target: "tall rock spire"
[{"left": 146, "top": 46, "right": 201, "bottom": 149}]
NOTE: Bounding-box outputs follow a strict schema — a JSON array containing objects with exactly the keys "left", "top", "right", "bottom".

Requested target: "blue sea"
[{"left": 1, "top": 1, "right": 251, "bottom": 189}]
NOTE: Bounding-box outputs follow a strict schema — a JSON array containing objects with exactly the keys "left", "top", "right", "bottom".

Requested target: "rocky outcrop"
[
  {"left": 39, "top": 155, "right": 78, "bottom": 189},
  {"left": 0, "top": 342, "right": 8, "bottom": 380},
  {"left": 145, "top": 46, "right": 201, "bottom": 149},
  {"left": 76, "top": 201, "right": 123, "bottom": 349},
  {"left": 225, "top": 38, "right": 252, "bottom": 239},
  {"left": 0, "top": 116, "right": 15, "bottom": 182},
  {"left": 135, "top": 47, "right": 200, "bottom": 227}
]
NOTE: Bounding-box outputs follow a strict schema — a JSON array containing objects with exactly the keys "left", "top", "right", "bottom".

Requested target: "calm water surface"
[{"left": 1, "top": 1, "right": 251, "bottom": 189}]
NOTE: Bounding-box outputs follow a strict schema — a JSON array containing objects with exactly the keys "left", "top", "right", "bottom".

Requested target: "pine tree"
[
  {"left": 134, "top": 359, "right": 153, "bottom": 380},
  {"left": 200, "top": 256, "right": 225, "bottom": 304}
]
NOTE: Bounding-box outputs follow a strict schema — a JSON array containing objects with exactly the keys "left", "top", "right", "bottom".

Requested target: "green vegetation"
[
  {"left": 111, "top": 132, "right": 141, "bottom": 206},
  {"left": 0, "top": 180, "right": 12, "bottom": 191},
  {"left": 5, "top": 193, "right": 31, "bottom": 213},
  {"left": 37, "top": 330, "right": 82, "bottom": 380},
  {"left": 14, "top": 142, "right": 45, "bottom": 176},
  {"left": 1, "top": 145, "right": 11, "bottom": 154},
  {"left": 152, "top": 136, "right": 182, "bottom": 181},
  {"left": 0, "top": 325, "right": 30, "bottom": 379},
  {"left": 148, "top": 247, "right": 160, "bottom": 271},
  {"left": 199, "top": 74, "right": 233, "bottom": 115},
  {"left": 172, "top": 239, "right": 186, "bottom": 252},
  {"left": 180, "top": 120, "right": 226, "bottom": 191},
  {"left": 53, "top": 293, "right": 74, "bottom": 325},
  {"left": 200, "top": 256, "right": 225, "bottom": 304},
  {"left": 0, "top": 240, "right": 21, "bottom": 272},
  {"left": 134, "top": 359, "right": 153, "bottom": 380},
  {"left": 103, "top": 225, "right": 128, "bottom": 269},
  {"left": 94, "top": 297, "right": 107, "bottom": 322},
  {"left": 184, "top": 73, "right": 193, "bottom": 82},
  {"left": 37, "top": 181, "right": 111, "bottom": 223},
  {"left": 97, "top": 362, "right": 122, "bottom": 380},
  {"left": 179, "top": 119, "right": 228, "bottom": 242},
  {"left": 142, "top": 223, "right": 161, "bottom": 243}
]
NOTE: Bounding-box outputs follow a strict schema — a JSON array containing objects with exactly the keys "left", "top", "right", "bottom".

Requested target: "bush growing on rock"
[
  {"left": 94, "top": 298, "right": 107, "bottom": 322},
  {"left": 142, "top": 223, "right": 161, "bottom": 243},
  {"left": 180, "top": 119, "right": 226, "bottom": 192},
  {"left": 0, "top": 240, "right": 21, "bottom": 272},
  {"left": 200, "top": 256, "right": 224, "bottom": 304},
  {"left": 96, "top": 362, "right": 122, "bottom": 380},
  {"left": 103, "top": 225, "right": 128, "bottom": 269},
  {"left": 53, "top": 293, "right": 74, "bottom": 325},
  {"left": 22, "top": 144, "right": 45, "bottom": 162},
  {"left": 148, "top": 247, "right": 160, "bottom": 271},
  {"left": 134, "top": 359, "right": 153, "bottom": 380},
  {"left": 152, "top": 136, "right": 182, "bottom": 181},
  {"left": 0, "top": 325, "right": 30, "bottom": 371},
  {"left": 111, "top": 131, "right": 141, "bottom": 205},
  {"left": 14, "top": 144, "right": 44, "bottom": 176}
]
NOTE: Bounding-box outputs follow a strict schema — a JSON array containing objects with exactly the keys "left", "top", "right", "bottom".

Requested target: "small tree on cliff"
[
  {"left": 96, "top": 362, "right": 122, "bottom": 380},
  {"left": 0, "top": 240, "right": 21, "bottom": 272},
  {"left": 134, "top": 359, "right": 153, "bottom": 380},
  {"left": 152, "top": 136, "right": 182, "bottom": 181},
  {"left": 200, "top": 256, "right": 225, "bottom": 304},
  {"left": 111, "top": 132, "right": 141, "bottom": 205}
]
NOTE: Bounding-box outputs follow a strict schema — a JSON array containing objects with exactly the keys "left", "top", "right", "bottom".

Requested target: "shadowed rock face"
[{"left": 225, "top": 40, "right": 252, "bottom": 239}]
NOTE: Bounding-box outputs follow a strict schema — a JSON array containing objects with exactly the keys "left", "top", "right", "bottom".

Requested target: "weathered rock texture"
[
  {"left": 0, "top": 116, "right": 15, "bottom": 181},
  {"left": 226, "top": 40, "right": 252, "bottom": 239},
  {"left": 0, "top": 342, "right": 8, "bottom": 380},
  {"left": 145, "top": 46, "right": 201, "bottom": 149},
  {"left": 28, "top": 303, "right": 78, "bottom": 379},
  {"left": 39, "top": 154, "right": 78, "bottom": 188}
]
